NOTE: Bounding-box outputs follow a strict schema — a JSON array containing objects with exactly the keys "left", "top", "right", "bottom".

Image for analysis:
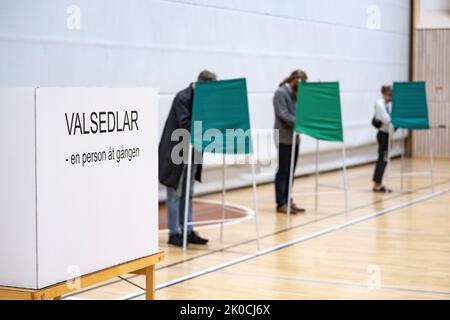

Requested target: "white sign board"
[{"left": 0, "top": 88, "right": 159, "bottom": 289}]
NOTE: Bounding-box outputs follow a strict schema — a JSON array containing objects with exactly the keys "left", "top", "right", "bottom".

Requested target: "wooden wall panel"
[{"left": 413, "top": 29, "right": 450, "bottom": 157}]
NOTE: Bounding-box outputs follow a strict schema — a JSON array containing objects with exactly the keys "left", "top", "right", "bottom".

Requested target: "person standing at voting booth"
[
  {"left": 159, "top": 70, "right": 217, "bottom": 247},
  {"left": 372, "top": 85, "right": 393, "bottom": 193},
  {"left": 273, "top": 70, "right": 308, "bottom": 214}
]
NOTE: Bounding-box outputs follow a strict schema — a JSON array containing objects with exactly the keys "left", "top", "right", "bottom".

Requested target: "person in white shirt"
[{"left": 372, "top": 85, "right": 393, "bottom": 193}]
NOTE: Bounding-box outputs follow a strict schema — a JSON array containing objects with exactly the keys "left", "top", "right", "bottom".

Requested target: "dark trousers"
[
  {"left": 372, "top": 131, "right": 389, "bottom": 184},
  {"left": 275, "top": 143, "right": 299, "bottom": 208}
]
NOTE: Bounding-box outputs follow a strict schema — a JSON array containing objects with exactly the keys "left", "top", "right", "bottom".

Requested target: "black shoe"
[
  {"left": 372, "top": 186, "right": 392, "bottom": 193},
  {"left": 168, "top": 234, "right": 183, "bottom": 247},
  {"left": 187, "top": 231, "right": 209, "bottom": 245}
]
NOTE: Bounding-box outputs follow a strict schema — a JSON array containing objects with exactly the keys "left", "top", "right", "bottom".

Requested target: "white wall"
[
  {"left": 0, "top": 0, "right": 411, "bottom": 197},
  {"left": 420, "top": 0, "right": 450, "bottom": 11},
  {"left": 418, "top": 0, "right": 450, "bottom": 29}
]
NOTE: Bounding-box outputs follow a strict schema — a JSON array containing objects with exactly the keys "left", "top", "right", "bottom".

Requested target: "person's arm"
[
  {"left": 374, "top": 100, "right": 391, "bottom": 124},
  {"left": 173, "top": 95, "right": 192, "bottom": 131},
  {"left": 274, "top": 90, "right": 295, "bottom": 126}
]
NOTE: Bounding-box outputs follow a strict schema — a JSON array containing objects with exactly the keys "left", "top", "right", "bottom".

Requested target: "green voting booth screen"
[
  {"left": 392, "top": 82, "right": 429, "bottom": 130},
  {"left": 295, "top": 82, "right": 343, "bottom": 142},
  {"left": 191, "top": 78, "right": 252, "bottom": 154}
]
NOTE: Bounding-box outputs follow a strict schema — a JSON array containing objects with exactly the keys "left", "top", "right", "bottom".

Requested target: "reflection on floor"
[
  {"left": 66, "top": 158, "right": 450, "bottom": 300},
  {"left": 158, "top": 201, "right": 247, "bottom": 229}
]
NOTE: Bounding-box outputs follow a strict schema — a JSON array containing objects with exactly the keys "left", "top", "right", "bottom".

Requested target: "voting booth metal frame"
[
  {"left": 386, "top": 82, "right": 436, "bottom": 194},
  {"left": 386, "top": 130, "right": 435, "bottom": 193},
  {"left": 286, "top": 134, "right": 349, "bottom": 219},
  {"left": 286, "top": 82, "right": 349, "bottom": 219},
  {"left": 182, "top": 144, "right": 261, "bottom": 251}
]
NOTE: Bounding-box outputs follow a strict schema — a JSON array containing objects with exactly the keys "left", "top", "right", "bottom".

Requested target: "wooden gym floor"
[{"left": 65, "top": 158, "right": 450, "bottom": 300}]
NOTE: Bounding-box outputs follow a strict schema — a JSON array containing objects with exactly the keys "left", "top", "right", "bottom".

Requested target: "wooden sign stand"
[{"left": 0, "top": 251, "right": 164, "bottom": 300}]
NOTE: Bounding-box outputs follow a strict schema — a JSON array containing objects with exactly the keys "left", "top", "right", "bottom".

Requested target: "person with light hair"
[
  {"left": 273, "top": 70, "right": 308, "bottom": 214},
  {"left": 372, "top": 85, "right": 393, "bottom": 193}
]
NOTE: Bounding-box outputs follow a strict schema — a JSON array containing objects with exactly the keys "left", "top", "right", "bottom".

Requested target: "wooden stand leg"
[{"left": 145, "top": 265, "right": 155, "bottom": 300}]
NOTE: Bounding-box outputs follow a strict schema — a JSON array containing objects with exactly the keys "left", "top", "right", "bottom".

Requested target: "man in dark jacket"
[{"left": 159, "top": 70, "right": 217, "bottom": 247}]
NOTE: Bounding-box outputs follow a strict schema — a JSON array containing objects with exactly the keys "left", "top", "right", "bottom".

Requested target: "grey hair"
[{"left": 197, "top": 70, "right": 217, "bottom": 82}]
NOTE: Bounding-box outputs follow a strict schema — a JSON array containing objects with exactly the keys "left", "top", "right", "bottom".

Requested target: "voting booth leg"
[
  {"left": 314, "top": 139, "right": 319, "bottom": 219},
  {"left": 182, "top": 144, "right": 194, "bottom": 251},
  {"left": 386, "top": 130, "right": 435, "bottom": 194},
  {"left": 400, "top": 135, "right": 406, "bottom": 192},
  {"left": 427, "top": 130, "right": 436, "bottom": 193},
  {"left": 341, "top": 143, "right": 349, "bottom": 215},
  {"left": 250, "top": 157, "right": 261, "bottom": 250},
  {"left": 220, "top": 154, "right": 226, "bottom": 241},
  {"left": 386, "top": 130, "right": 393, "bottom": 190},
  {"left": 286, "top": 133, "right": 298, "bottom": 219}
]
